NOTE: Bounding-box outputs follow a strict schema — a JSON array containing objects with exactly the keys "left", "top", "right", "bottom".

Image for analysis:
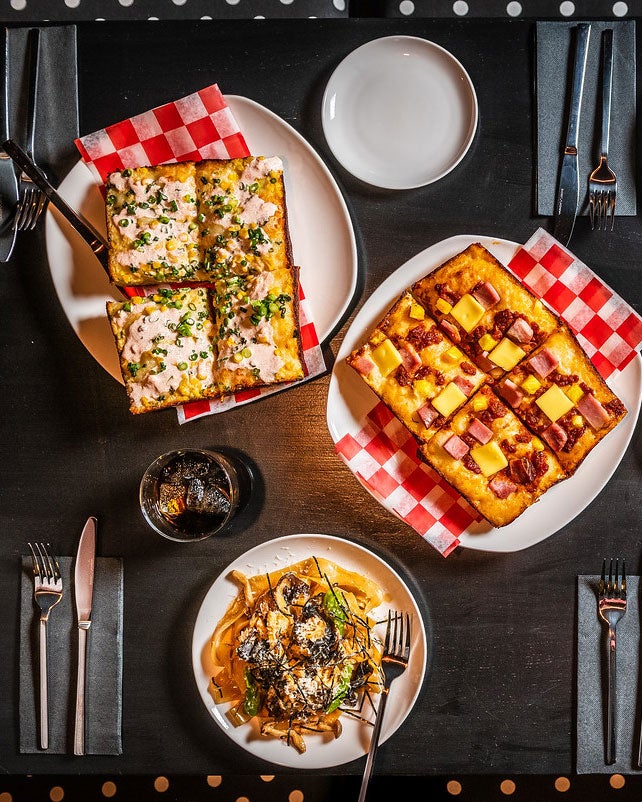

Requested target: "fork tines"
[
  {"left": 384, "top": 610, "right": 411, "bottom": 661},
  {"left": 28, "top": 542, "right": 62, "bottom": 582},
  {"left": 599, "top": 557, "right": 626, "bottom": 600}
]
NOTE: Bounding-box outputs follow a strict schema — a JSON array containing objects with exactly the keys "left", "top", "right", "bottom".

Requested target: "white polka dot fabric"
[
  {"left": 0, "top": 0, "right": 348, "bottom": 20},
  {"left": 382, "top": 0, "right": 630, "bottom": 15}
]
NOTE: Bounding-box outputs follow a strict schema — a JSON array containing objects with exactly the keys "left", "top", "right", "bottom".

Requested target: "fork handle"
[
  {"left": 38, "top": 617, "right": 49, "bottom": 750},
  {"left": 74, "top": 624, "right": 89, "bottom": 755},
  {"left": 358, "top": 687, "right": 390, "bottom": 802},
  {"left": 600, "top": 29, "right": 614, "bottom": 158},
  {"left": 606, "top": 625, "right": 617, "bottom": 765}
]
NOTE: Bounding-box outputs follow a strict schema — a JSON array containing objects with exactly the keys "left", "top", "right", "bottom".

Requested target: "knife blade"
[
  {"left": 73, "top": 516, "right": 97, "bottom": 756},
  {"left": 553, "top": 22, "right": 591, "bottom": 247},
  {"left": 2, "top": 138, "right": 110, "bottom": 276},
  {"left": 0, "top": 28, "right": 18, "bottom": 262}
]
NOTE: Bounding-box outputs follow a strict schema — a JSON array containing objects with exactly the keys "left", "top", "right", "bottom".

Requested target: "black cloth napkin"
[
  {"left": 7, "top": 25, "right": 79, "bottom": 186},
  {"left": 577, "top": 574, "right": 641, "bottom": 774},
  {"left": 535, "top": 20, "right": 636, "bottom": 218},
  {"left": 19, "top": 556, "right": 124, "bottom": 755}
]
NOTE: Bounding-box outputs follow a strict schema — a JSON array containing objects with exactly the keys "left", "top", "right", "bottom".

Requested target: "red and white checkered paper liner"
[
  {"left": 74, "top": 84, "right": 326, "bottom": 422},
  {"left": 335, "top": 228, "right": 642, "bottom": 556}
]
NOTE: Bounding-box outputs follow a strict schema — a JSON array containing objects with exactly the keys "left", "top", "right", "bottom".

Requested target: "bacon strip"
[
  {"left": 398, "top": 342, "right": 422, "bottom": 376},
  {"left": 351, "top": 355, "right": 374, "bottom": 376},
  {"left": 528, "top": 347, "right": 559, "bottom": 378},
  {"left": 542, "top": 423, "right": 568, "bottom": 452},
  {"left": 472, "top": 281, "right": 500, "bottom": 309},
  {"left": 489, "top": 475, "right": 517, "bottom": 499},
  {"left": 443, "top": 434, "right": 470, "bottom": 460},
  {"left": 577, "top": 393, "right": 611, "bottom": 430},
  {"left": 439, "top": 319, "right": 461, "bottom": 343}
]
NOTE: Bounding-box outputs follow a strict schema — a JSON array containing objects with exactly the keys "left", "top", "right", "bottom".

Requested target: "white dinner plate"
[
  {"left": 191, "top": 533, "right": 427, "bottom": 769},
  {"left": 321, "top": 36, "right": 478, "bottom": 189},
  {"left": 44, "top": 95, "right": 358, "bottom": 383},
  {"left": 326, "top": 234, "right": 642, "bottom": 553}
]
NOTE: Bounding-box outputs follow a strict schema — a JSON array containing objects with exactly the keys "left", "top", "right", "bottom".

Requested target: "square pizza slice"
[
  {"left": 419, "top": 385, "right": 566, "bottom": 527},
  {"left": 411, "top": 243, "right": 560, "bottom": 378},
  {"left": 106, "top": 163, "right": 200, "bottom": 285},
  {"left": 346, "top": 291, "right": 488, "bottom": 443},
  {"left": 495, "top": 326, "right": 627, "bottom": 475},
  {"left": 106, "top": 287, "right": 219, "bottom": 414},
  {"left": 211, "top": 263, "right": 304, "bottom": 396},
  {"left": 196, "top": 156, "right": 293, "bottom": 280}
]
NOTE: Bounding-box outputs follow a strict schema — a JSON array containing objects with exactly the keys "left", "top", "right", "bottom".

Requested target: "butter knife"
[
  {"left": 0, "top": 29, "right": 18, "bottom": 261},
  {"left": 2, "top": 138, "right": 110, "bottom": 276},
  {"left": 553, "top": 23, "right": 591, "bottom": 247},
  {"left": 73, "top": 516, "right": 96, "bottom": 756}
]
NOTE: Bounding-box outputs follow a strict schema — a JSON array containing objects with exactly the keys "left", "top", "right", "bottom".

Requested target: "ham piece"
[
  {"left": 498, "top": 379, "right": 524, "bottom": 408},
  {"left": 506, "top": 318, "right": 534, "bottom": 344},
  {"left": 472, "top": 281, "right": 500, "bottom": 309},
  {"left": 489, "top": 475, "right": 517, "bottom": 499},
  {"left": 399, "top": 342, "right": 422, "bottom": 375},
  {"left": 443, "top": 434, "right": 470, "bottom": 460},
  {"left": 417, "top": 402, "right": 439, "bottom": 428},
  {"left": 542, "top": 423, "right": 568, "bottom": 452},
  {"left": 452, "top": 375, "right": 475, "bottom": 397},
  {"left": 439, "top": 319, "right": 461, "bottom": 343},
  {"left": 577, "top": 393, "right": 611, "bottom": 430},
  {"left": 509, "top": 457, "right": 536, "bottom": 484},
  {"left": 352, "top": 355, "right": 374, "bottom": 375},
  {"left": 528, "top": 348, "right": 559, "bottom": 378},
  {"left": 467, "top": 418, "right": 493, "bottom": 444}
]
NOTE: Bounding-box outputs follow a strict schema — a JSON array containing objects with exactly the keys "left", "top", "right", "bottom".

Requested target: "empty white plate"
[{"left": 322, "top": 36, "right": 478, "bottom": 190}]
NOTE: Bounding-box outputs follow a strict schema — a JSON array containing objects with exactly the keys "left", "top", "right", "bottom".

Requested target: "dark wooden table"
[{"left": 2, "top": 16, "right": 642, "bottom": 802}]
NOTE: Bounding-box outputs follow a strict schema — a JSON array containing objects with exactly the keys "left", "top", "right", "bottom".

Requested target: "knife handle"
[
  {"left": 565, "top": 23, "right": 591, "bottom": 152},
  {"left": 600, "top": 29, "right": 614, "bottom": 158},
  {"left": 73, "top": 623, "right": 90, "bottom": 755},
  {"left": 39, "top": 618, "right": 49, "bottom": 750}
]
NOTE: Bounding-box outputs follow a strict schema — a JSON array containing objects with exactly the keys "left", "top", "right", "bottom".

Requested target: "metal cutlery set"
[
  {"left": 0, "top": 27, "right": 48, "bottom": 261},
  {"left": 553, "top": 24, "right": 618, "bottom": 246},
  {"left": 27, "top": 517, "right": 97, "bottom": 755}
]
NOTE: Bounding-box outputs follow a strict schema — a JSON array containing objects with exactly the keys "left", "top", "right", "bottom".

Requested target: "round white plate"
[
  {"left": 326, "top": 234, "right": 642, "bottom": 553},
  {"left": 45, "top": 95, "right": 358, "bottom": 383},
  {"left": 191, "top": 533, "right": 427, "bottom": 769},
  {"left": 321, "top": 36, "right": 478, "bottom": 190}
]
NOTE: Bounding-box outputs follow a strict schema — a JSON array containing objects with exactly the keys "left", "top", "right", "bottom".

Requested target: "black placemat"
[
  {"left": 7, "top": 25, "right": 79, "bottom": 186},
  {"left": 19, "top": 556, "right": 123, "bottom": 755},
  {"left": 577, "top": 574, "right": 641, "bottom": 774},
  {"left": 535, "top": 20, "right": 636, "bottom": 217}
]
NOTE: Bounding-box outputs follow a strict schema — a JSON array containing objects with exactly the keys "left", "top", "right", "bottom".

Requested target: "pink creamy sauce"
[
  {"left": 117, "top": 306, "right": 214, "bottom": 405},
  {"left": 114, "top": 218, "right": 198, "bottom": 267},
  {"left": 217, "top": 271, "right": 285, "bottom": 382},
  {"left": 110, "top": 172, "right": 196, "bottom": 216}
]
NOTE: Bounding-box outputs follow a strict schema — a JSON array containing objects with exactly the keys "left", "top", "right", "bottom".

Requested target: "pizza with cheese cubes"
[
  {"left": 420, "top": 386, "right": 566, "bottom": 527},
  {"left": 496, "top": 326, "right": 627, "bottom": 474},
  {"left": 411, "top": 243, "right": 560, "bottom": 378},
  {"left": 346, "top": 292, "right": 488, "bottom": 443}
]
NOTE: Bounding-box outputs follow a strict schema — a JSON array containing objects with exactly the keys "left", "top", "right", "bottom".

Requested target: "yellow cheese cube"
[
  {"left": 431, "top": 382, "right": 467, "bottom": 417},
  {"left": 532, "top": 438, "right": 544, "bottom": 451},
  {"left": 409, "top": 301, "right": 425, "bottom": 321},
  {"left": 571, "top": 415, "right": 584, "bottom": 427},
  {"left": 488, "top": 338, "right": 526, "bottom": 371},
  {"left": 435, "top": 297, "right": 452, "bottom": 315},
  {"left": 469, "top": 441, "right": 508, "bottom": 477},
  {"left": 413, "top": 378, "right": 432, "bottom": 398},
  {"left": 535, "top": 384, "right": 574, "bottom": 422},
  {"left": 521, "top": 374, "right": 541, "bottom": 395},
  {"left": 442, "top": 346, "right": 463, "bottom": 364},
  {"left": 450, "top": 294, "right": 485, "bottom": 333},
  {"left": 478, "top": 333, "right": 498, "bottom": 352},
  {"left": 371, "top": 339, "right": 403, "bottom": 377},
  {"left": 472, "top": 394, "right": 488, "bottom": 412},
  {"left": 565, "top": 383, "right": 585, "bottom": 404}
]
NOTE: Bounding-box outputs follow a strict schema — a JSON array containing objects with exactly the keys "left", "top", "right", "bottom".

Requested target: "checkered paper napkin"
[
  {"left": 334, "top": 228, "right": 642, "bottom": 557},
  {"left": 74, "top": 84, "right": 326, "bottom": 424}
]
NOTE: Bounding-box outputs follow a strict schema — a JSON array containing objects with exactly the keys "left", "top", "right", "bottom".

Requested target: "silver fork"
[
  {"left": 598, "top": 557, "right": 626, "bottom": 765},
  {"left": 588, "top": 29, "right": 616, "bottom": 231},
  {"left": 358, "top": 611, "right": 411, "bottom": 802},
  {"left": 28, "top": 542, "right": 63, "bottom": 750},
  {"left": 13, "top": 28, "right": 46, "bottom": 232}
]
